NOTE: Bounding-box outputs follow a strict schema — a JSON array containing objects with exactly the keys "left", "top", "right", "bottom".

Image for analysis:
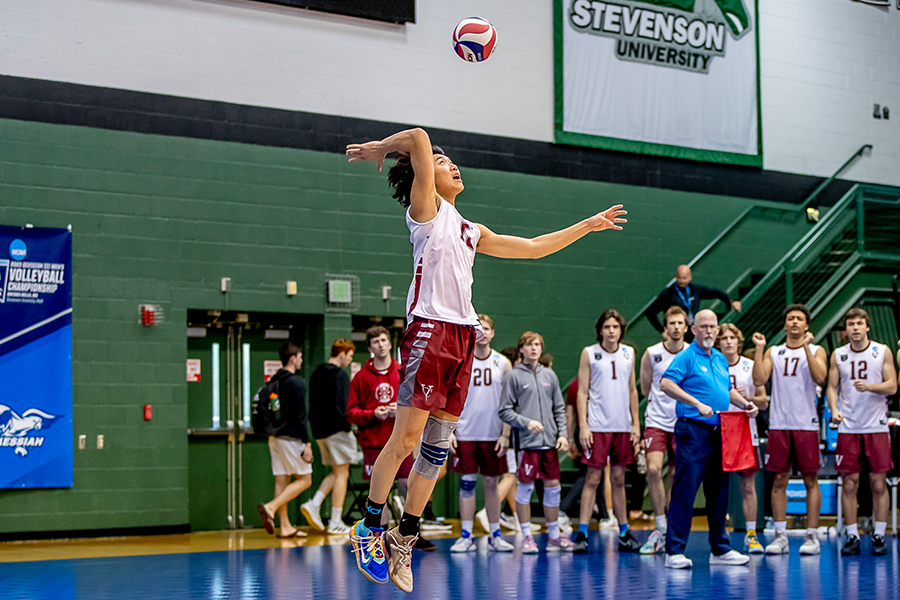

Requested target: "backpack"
[{"left": 251, "top": 375, "right": 283, "bottom": 436}]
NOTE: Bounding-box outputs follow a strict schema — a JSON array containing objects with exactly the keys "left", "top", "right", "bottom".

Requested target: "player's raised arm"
[
  {"left": 346, "top": 127, "right": 438, "bottom": 222},
  {"left": 475, "top": 205, "right": 627, "bottom": 259},
  {"left": 751, "top": 333, "right": 772, "bottom": 388}
]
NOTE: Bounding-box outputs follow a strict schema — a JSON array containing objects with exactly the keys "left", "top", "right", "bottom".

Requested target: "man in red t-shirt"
[{"left": 347, "top": 326, "right": 414, "bottom": 527}]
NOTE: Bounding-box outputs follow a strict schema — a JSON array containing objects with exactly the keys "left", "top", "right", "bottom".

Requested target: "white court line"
[{"left": 0, "top": 308, "right": 73, "bottom": 347}]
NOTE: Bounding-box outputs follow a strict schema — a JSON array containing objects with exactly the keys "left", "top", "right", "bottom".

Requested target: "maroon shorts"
[
  {"left": 764, "top": 429, "right": 821, "bottom": 475},
  {"left": 397, "top": 317, "right": 477, "bottom": 417},
  {"left": 580, "top": 432, "right": 636, "bottom": 470},
  {"left": 362, "top": 451, "right": 414, "bottom": 482},
  {"left": 517, "top": 449, "right": 561, "bottom": 483},
  {"left": 644, "top": 427, "right": 676, "bottom": 465},
  {"left": 835, "top": 432, "right": 894, "bottom": 474},
  {"left": 451, "top": 440, "right": 509, "bottom": 477}
]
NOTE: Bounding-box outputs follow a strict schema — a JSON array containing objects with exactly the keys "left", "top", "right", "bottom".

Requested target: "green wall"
[{"left": 0, "top": 117, "right": 812, "bottom": 534}]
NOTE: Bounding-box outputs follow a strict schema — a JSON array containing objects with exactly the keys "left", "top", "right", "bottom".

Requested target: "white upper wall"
[{"left": 1, "top": 0, "right": 898, "bottom": 185}]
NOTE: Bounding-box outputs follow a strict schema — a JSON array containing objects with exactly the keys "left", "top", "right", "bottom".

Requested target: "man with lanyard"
[
  {"left": 646, "top": 265, "right": 741, "bottom": 338},
  {"left": 660, "top": 309, "right": 758, "bottom": 569}
]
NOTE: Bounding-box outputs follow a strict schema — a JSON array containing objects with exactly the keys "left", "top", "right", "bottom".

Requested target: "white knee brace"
[
  {"left": 413, "top": 415, "right": 456, "bottom": 480},
  {"left": 516, "top": 481, "right": 535, "bottom": 506},
  {"left": 543, "top": 484, "right": 561, "bottom": 508}
]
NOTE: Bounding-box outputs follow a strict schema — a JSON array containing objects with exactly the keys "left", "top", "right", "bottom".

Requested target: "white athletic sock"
[
  {"left": 874, "top": 522, "right": 887, "bottom": 537},
  {"left": 846, "top": 523, "right": 859, "bottom": 537},
  {"left": 806, "top": 527, "right": 817, "bottom": 536},
  {"left": 521, "top": 522, "right": 532, "bottom": 538},
  {"left": 547, "top": 520, "right": 560, "bottom": 540},
  {"left": 774, "top": 521, "right": 787, "bottom": 534},
  {"left": 490, "top": 522, "right": 501, "bottom": 536},
  {"left": 311, "top": 491, "right": 325, "bottom": 507},
  {"left": 655, "top": 515, "right": 667, "bottom": 532},
  {"left": 462, "top": 520, "right": 474, "bottom": 536},
  {"left": 330, "top": 506, "right": 343, "bottom": 525}
]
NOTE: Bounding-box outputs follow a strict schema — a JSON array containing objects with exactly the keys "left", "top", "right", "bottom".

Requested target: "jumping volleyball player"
[{"left": 345, "top": 127, "right": 627, "bottom": 593}]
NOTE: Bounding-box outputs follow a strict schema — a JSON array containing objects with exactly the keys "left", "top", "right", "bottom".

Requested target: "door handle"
[
  {"left": 237, "top": 419, "right": 246, "bottom": 442},
  {"left": 226, "top": 420, "right": 234, "bottom": 442}
]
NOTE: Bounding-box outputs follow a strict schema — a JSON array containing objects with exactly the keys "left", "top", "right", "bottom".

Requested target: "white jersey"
[
  {"left": 405, "top": 199, "right": 481, "bottom": 328},
  {"left": 644, "top": 341, "right": 684, "bottom": 432},
  {"left": 456, "top": 351, "right": 510, "bottom": 441},
  {"left": 586, "top": 343, "right": 634, "bottom": 433},
  {"left": 729, "top": 356, "right": 759, "bottom": 446},
  {"left": 835, "top": 342, "right": 889, "bottom": 434},
  {"left": 769, "top": 343, "right": 822, "bottom": 431}
]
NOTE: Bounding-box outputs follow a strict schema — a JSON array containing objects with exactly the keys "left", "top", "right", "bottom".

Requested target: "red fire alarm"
[
  {"left": 144, "top": 404, "right": 152, "bottom": 421},
  {"left": 140, "top": 305, "right": 156, "bottom": 326}
]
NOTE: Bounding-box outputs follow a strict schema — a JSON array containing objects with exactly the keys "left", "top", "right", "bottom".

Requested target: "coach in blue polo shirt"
[{"left": 660, "top": 309, "right": 758, "bottom": 569}]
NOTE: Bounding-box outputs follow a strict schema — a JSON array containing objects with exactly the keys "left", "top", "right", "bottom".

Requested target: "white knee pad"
[
  {"left": 543, "top": 484, "right": 561, "bottom": 508},
  {"left": 460, "top": 474, "right": 478, "bottom": 498},
  {"left": 516, "top": 481, "right": 535, "bottom": 506},
  {"left": 413, "top": 415, "right": 457, "bottom": 480}
]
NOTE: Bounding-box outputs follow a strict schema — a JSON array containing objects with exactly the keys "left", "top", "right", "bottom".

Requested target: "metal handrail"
[{"left": 626, "top": 144, "right": 872, "bottom": 329}]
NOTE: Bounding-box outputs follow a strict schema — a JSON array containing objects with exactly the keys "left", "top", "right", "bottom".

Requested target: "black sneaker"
[
  {"left": 574, "top": 532, "right": 589, "bottom": 554},
  {"left": 872, "top": 535, "right": 887, "bottom": 556},
  {"left": 841, "top": 535, "right": 860, "bottom": 556},
  {"left": 618, "top": 530, "right": 642, "bottom": 552},
  {"left": 413, "top": 536, "right": 436, "bottom": 552}
]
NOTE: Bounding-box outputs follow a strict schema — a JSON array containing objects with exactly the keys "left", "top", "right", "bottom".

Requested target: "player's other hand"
[
  {"left": 494, "top": 436, "right": 509, "bottom": 455},
  {"left": 735, "top": 386, "right": 748, "bottom": 399},
  {"left": 745, "top": 403, "right": 759, "bottom": 419},
  {"left": 587, "top": 205, "right": 627, "bottom": 232},
  {"left": 346, "top": 141, "right": 387, "bottom": 171},
  {"left": 374, "top": 405, "right": 391, "bottom": 420},
  {"left": 449, "top": 432, "right": 458, "bottom": 451},
  {"left": 697, "top": 403, "right": 714, "bottom": 418},
  {"left": 832, "top": 410, "right": 844, "bottom": 424},
  {"left": 852, "top": 380, "right": 869, "bottom": 393},
  {"left": 527, "top": 420, "right": 544, "bottom": 433},
  {"left": 302, "top": 445, "right": 313, "bottom": 463},
  {"left": 567, "top": 445, "right": 580, "bottom": 460},
  {"left": 802, "top": 332, "right": 815, "bottom": 347},
  {"left": 752, "top": 332, "right": 766, "bottom": 347},
  {"left": 556, "top": 437, "right": 569, "bottom": 452},
  {"left": 579, "top": 428, "right": 593, "bottom": 450}
]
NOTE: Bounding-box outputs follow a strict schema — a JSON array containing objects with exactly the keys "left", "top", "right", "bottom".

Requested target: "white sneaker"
[
  {"left": 326, "top": 520, "right": 350, "bottom": 535},
  {"left": 450, "top": 535, "right": 477, "bottom": 553},
  {"left": 488, "top": 534, "right": 515, "bottom": 552},
  {"left": 799, "top": 532, "right": 820, "bottom": 555},
  {"left": 475, "top": 508, "right": 490, "bottom": 534},
  {"left": 300, "top": 501, "right": 325, "bottom": 532},
  {"left": 499, "top": 513, "right": 520, "bottom": 532},
  {"left": 640, "top": 529, "right": 666, "bottom": 555},
  {"left": 709, "top": 550, "right": 750, "bottom": 566},
  {"left": 665, "top": 554, "right": 693, "bottom": 569},
  {"left": 558, "top": 514, "right": 573, "bottom": 535},
  {"left": 765, "top": 531, "right": 789, "bottom": 555},
  {"left": 598, "top": 516, "right": 619, "bottom": 531}
]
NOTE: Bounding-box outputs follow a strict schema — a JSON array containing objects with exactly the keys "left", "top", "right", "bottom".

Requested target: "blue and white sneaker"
[{"left": 350, "top": 520, "right": 388, "bottom": 584}]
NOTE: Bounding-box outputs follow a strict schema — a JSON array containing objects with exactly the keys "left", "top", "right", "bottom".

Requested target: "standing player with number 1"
[
  {"left": 345, "top": 128, "right": 627, "bottom": 593},
  {"left": 826, "top": 308, "right": 897, "bottom": 556},
  {"left": 752, "top": 304, "right": 828, "bottom": 556}
]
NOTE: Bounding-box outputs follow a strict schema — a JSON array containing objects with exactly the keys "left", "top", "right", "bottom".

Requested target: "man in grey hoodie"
[{"left": 499, "top": 331, "right": 573, "bottom": 554}]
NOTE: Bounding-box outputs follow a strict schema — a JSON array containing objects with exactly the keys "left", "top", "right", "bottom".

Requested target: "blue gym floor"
[{"left": 2, "top": 531, "right": 897, "bottom": 600}]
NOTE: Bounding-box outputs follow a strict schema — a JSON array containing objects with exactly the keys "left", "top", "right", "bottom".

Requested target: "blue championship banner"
[{"left": 0, "top": 226, "right": 73, "bottom": 488}]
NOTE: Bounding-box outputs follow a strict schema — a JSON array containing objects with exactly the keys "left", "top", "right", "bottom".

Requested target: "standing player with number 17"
[{"left": 345, "top": 127, "right": 626, "bottom": 593}]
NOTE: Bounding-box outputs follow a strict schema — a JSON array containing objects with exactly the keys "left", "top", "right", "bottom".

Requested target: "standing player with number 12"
[{"left": 345, "top": 128, "right": 627, "bottom": 593}]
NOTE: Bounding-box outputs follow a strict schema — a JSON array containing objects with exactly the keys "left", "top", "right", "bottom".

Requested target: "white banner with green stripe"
[{"left": 555, "top": 0, "right": 761, "bottom": 166}]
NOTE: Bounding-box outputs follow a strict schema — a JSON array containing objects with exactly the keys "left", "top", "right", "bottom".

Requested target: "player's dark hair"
[
  {"left": 387, "top": 145, "right": 445, "bottom": 208},
  {"left": 595, "top": 309, "right": 626, "bottom": 343},
  {"left": 782, "top": 303, "right": 811, "bottom": 324},
  {"left": 365, "top": 325, "right": 390, "bottom": 346},
  {"left": 279, "top": 342, "right": 302, "bottom": 366},
  {"left": 500, "top": 346, "right": 519, "bottom": 365},
  {"left": 538, "top": 353, "right": 553, "bottom": 368},
  {"left": 842, "top": 307, "right": 870, "bottom": 328}
]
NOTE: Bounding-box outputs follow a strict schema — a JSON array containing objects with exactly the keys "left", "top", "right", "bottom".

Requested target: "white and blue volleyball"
[{"left": 452, "top": 17, "right": 497, "bottom": 63}]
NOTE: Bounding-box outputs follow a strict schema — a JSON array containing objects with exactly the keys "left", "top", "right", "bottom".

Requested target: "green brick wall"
[{"left": 0, "top": 117, "right": 812, "bottom": 534}]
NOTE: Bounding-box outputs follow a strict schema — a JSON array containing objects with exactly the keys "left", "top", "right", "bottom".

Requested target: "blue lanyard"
[{"left": 675, "top": 285, "right": 693, "bottom": 320}]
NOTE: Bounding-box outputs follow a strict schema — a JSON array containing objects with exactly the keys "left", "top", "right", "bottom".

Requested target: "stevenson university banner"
[
  {"left": 0, "top": 226, "right": 73, "bottom": 489},
  {"left": 555, "top": 0, "right": 761, "bottom": 165}
]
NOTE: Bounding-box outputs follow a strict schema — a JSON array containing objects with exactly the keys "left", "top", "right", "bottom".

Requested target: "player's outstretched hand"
[
  {"left": 587, "top": 204, "right": 627, "bottom": 232},
  {"left": 346, "top": 141, "right": 387, "bottom": 171},
  {"left": 752, "top": 332, "right": 766, "bottom": 347}
]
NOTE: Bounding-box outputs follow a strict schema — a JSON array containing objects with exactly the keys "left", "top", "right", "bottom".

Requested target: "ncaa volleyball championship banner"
[
  {"left": 0, "top": 226, "right": 73, "bottom": 488},
  {"left": 555, "top": 0, "right": 761, "bottom": 165}
]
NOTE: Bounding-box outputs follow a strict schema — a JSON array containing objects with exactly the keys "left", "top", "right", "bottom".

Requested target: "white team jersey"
[
  {"left": 644, "top": 341, "right": 684, "bottom": 432},
  {"left": 405, "top": 199, "right": 481, "bottom": 328},
  {"left": 769, "top": 343, "right": 822, "bottom": 431},
  {"left": 729, "top": 356, "right": 759, "bottom": 446},
  {"left": 456, "top": 351, "right": 510, "bottom": 441},
  {"left": 586, "top": 343, "right": 634, "bottom": 433},
  {"left": 835, "top": 342, "right": 889, "bottom": 434}
]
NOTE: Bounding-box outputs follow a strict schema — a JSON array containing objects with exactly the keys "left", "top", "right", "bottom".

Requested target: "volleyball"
[{"left": 452, "top": 17, "right": 497, "bottom": 63}]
